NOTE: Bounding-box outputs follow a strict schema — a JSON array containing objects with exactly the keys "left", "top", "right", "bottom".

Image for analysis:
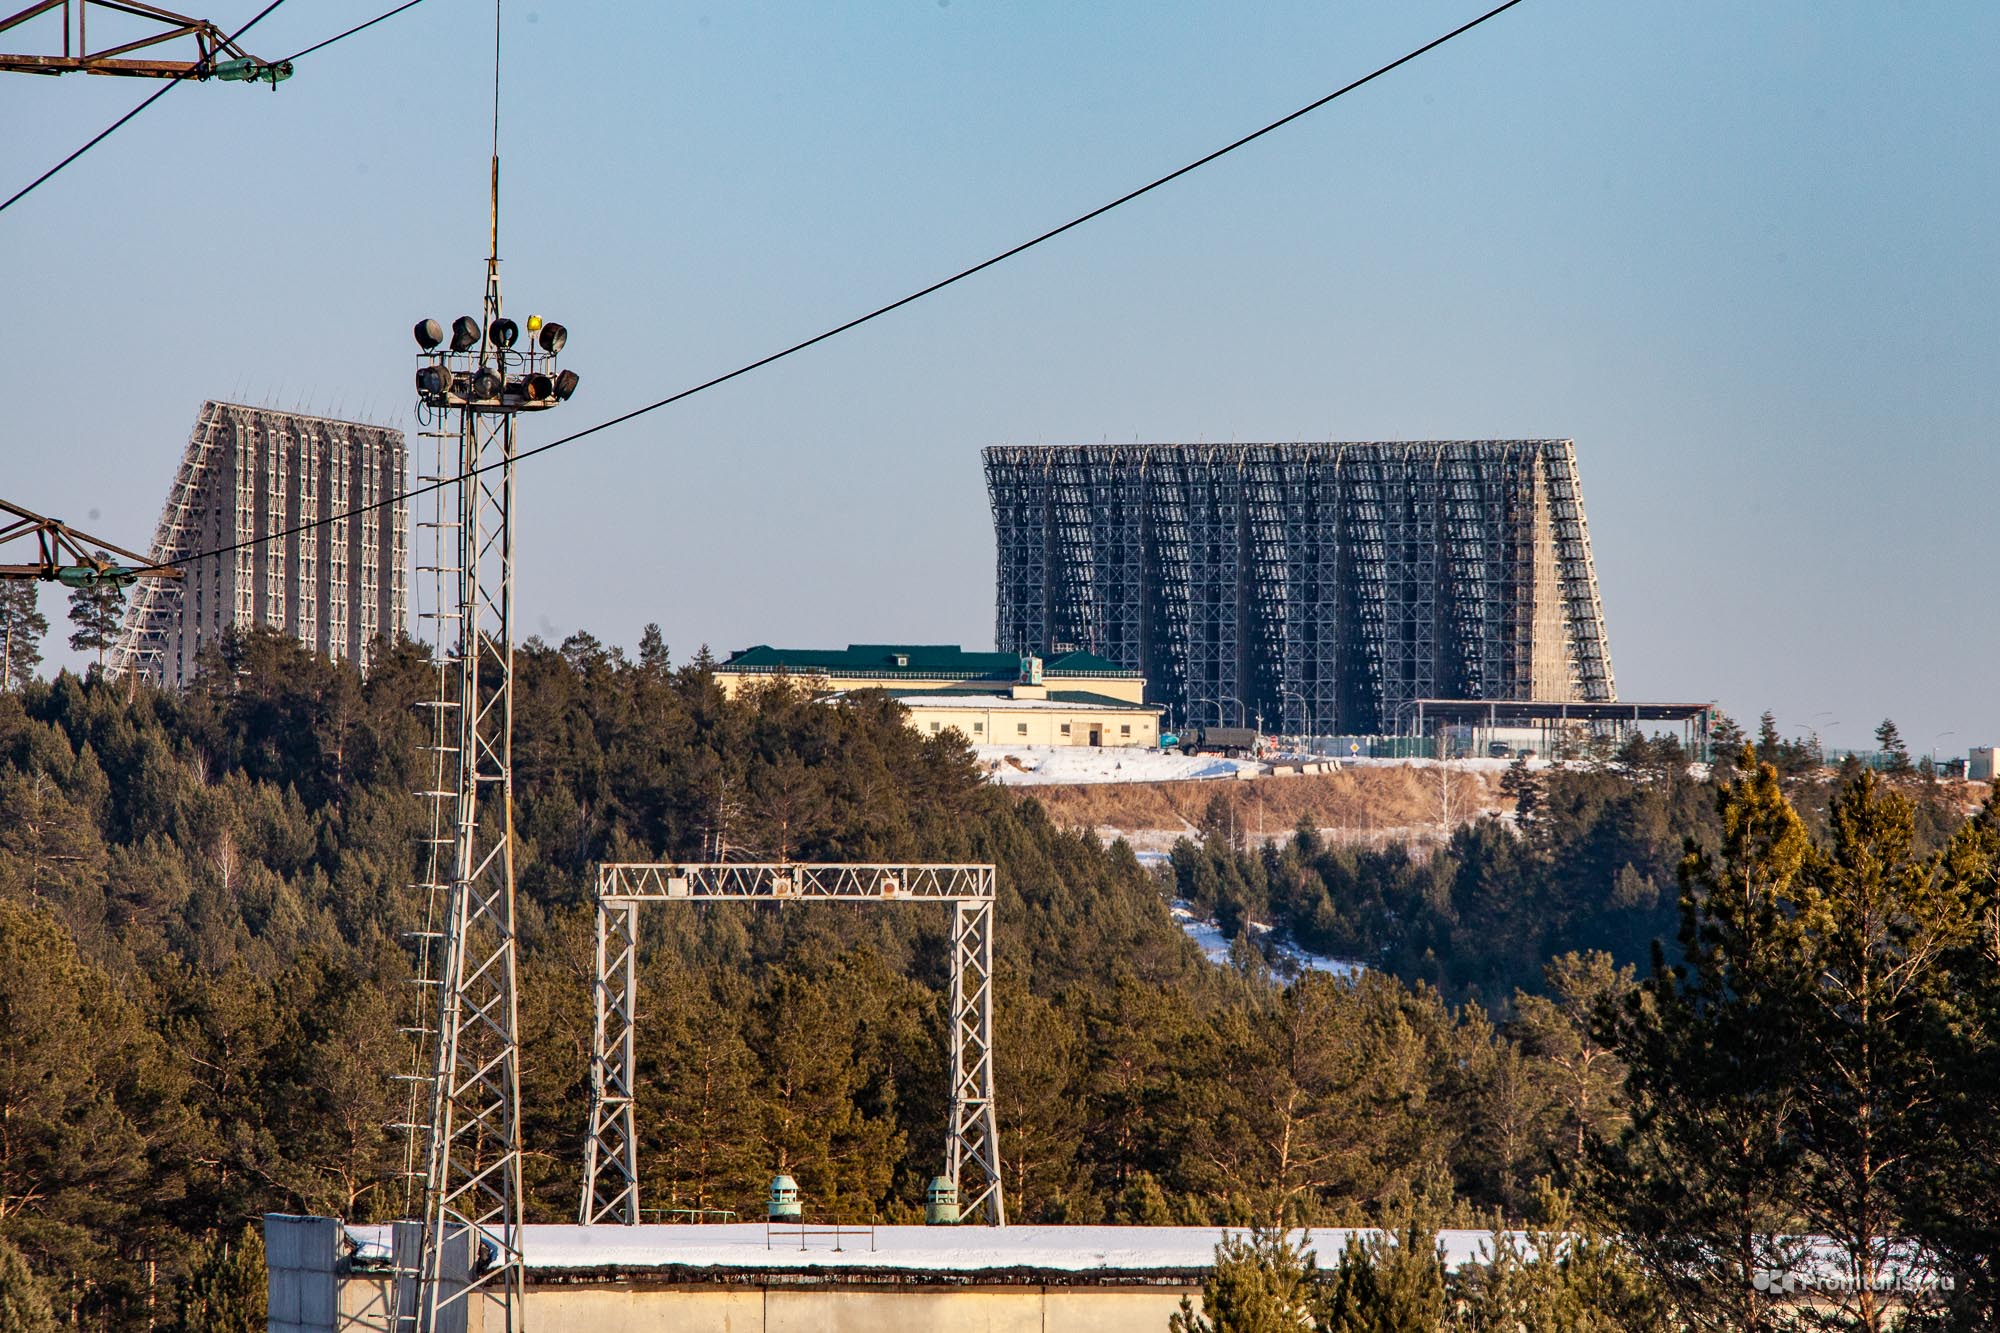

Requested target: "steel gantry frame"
[
  {"left": 579, "top": 862, "right": 1005, "bottom": 1228},
  {"left": 984, "top": 441, "right": 1618, "bottom": 738}
]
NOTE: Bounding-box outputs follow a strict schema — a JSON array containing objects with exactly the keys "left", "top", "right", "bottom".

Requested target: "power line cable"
[
  {"left": 280, "top": 0, "right": 431, "bottom": 65},
  {"left": 144, "top": 0, "right": 1531, "bottom": 574},
  {"left": 0, "top": 0, "right": 433, "bottom": 218}
]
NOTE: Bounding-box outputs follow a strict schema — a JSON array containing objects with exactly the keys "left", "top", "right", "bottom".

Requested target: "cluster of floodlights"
[{"left": 413, "top": 315, "right": 578, "bottom": 411}]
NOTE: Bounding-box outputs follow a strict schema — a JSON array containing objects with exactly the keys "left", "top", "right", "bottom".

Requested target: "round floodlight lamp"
[
  {"left": 470, "top": 365, "right": 503, "bottom": 401},
  {"left": 538, "top": 321, "right": 567, "bottom": 354},
  {"left": 416, "top": 364, "right": 451, "bottom": 396},
  {"left": 450, "top": 315, "right": 481, "bottom": 352},
  {"left": 523, "top": 373, "right": 554, "bottom": 401},
  {"left": 553, "top": 368, "right": 580, "bottom": 400},
  {"left": 414, "top": 318, "right": 443, "bottom": 350},
  {"left": 489, "top": 317, "right": 519, "bottom": 349}
]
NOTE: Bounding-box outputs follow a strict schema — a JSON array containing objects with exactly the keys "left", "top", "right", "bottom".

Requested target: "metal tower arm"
[
  {"left": 0, "top": 497, "right": 180, "bottom": 584},
  {"left": 0, "top": 0, "right": 291, "bottom": 81}
]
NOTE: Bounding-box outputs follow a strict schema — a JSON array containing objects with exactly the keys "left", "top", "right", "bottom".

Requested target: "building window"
[
  {"left": 973, "top": 722, "right": 983, "bottom": 734},
  {"left": 1121, "top": 724, "right": 1131, "bottom": 736},
  {"left": 1017, "top": 723, "right": 1028, "bottom": 736},
  {"left": 930, "top": 721, "right": 941, "bottom": 732},
  {"left": 1061, "top": 723, "right": 1071, "bottom": 736}
]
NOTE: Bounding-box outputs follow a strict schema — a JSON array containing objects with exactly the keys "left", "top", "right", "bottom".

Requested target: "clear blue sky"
[{"left": 5, "top": 1, "right": 1996, "bottom": 753}]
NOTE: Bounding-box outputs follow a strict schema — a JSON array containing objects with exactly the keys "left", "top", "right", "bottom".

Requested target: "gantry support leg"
[
  {"left": 947, "top": 899, "right": 1006, "bottom": 1225},
  {"left": 579, "top": 891, "right": 641, "bottom": 1224}
]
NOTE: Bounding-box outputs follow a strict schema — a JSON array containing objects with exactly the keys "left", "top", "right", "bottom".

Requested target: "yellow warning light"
[{"left": 526, "top": 314, "right": 543, "bottom": 332}]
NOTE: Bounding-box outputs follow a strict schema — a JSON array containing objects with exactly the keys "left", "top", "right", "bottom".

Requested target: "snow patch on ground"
[
  {"left": 1171, "top": 900, "right": 1364, "bottom": 980},
  {"left": 1170, "top": 902, "right": 1234, "bottom": 965},
  {"left": 977, "top": 745, "right": 1262, "bottom": 786}
]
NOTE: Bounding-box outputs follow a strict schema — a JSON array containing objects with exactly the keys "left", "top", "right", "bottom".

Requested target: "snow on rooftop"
[{"left": 343, "top": 1223, "right": 1514, "bottom": 1275}]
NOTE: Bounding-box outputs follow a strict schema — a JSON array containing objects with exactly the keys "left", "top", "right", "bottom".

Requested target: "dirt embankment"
[{"left": 1026, "top": 765, "right": 1509, "bottom": 854}]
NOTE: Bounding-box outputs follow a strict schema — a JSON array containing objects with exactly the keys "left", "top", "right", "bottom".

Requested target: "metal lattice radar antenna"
[{"left": 400, "top": 3, "right": 578, "bottom": 1327}]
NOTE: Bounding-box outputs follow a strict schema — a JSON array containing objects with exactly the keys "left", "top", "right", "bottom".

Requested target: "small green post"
[{"left": 925, "top": 1176, "right": 959, "bottom": 1225}]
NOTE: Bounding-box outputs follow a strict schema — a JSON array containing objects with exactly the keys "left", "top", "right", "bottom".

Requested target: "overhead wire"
[
  {"left": 0, "top": 0, "right": 289, "bottom": 216},
  {"left": 0, "top": 0, "right": 435, "bottom": 217},
  {"left": 135, "top": 0, "right": 1530, "bottom": 574},
  {"left": 279, "top": 0, "right": 430, "bottom": 65}
]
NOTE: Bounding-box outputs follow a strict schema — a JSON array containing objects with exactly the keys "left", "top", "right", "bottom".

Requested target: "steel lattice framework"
[
  {"left": 579, "top": 862, "right": 1005, "bottom": 1228},
  {"left": 985, "top": 441, "right": 1616, "bottom": 736},
  {"left": 110, "top": 402, "right": 408, "bottom": 687},
  {"left": 407, "top": 379, "right": 530, "bottom": 1333}
]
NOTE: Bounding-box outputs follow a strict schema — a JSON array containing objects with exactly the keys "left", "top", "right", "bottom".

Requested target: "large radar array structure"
[
  {"left": 579, "top": 862, "right": 1006, "bottom": 1227},
  {"left": 0, "top": 1, "right": 291, "bottom": 82},
  {"left": 399, "top": 17, "right": 578, "bottom": 1327}
]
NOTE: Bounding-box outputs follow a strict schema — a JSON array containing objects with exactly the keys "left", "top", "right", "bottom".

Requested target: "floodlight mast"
[{"left": 401, "top": 15, "right": 578, "bottom": 1327}]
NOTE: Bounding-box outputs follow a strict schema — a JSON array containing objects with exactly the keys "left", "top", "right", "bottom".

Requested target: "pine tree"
[
  {"left": 1319, "top": 1182, "right": 1449, "bottom": 1333},
  {"left": 1450, "top": 1184, "right": 1669, "bottom": 1332},
  {"left": 1708, "top": 713, "right": 1747, "bottom": 779},
  {"left": 64, "top": 556, "right": 125, "bottom": 670},
  {"left": 0, "top": 897, "right": 199, "bottom": 1325},
  {"left": 638, "top": 622, "right": 671, "bottom": 675},
  {"left": 0, "top": 581, "right": 47, "bottom": 689},
  {"left": 1785, "top": 770, "right": 1966, "bottom": 1333},
  {"left": 1874, "top": 718, "right": 1912, "bottom": 775},
  {"left": 1586, "top": 760, "right": 1812, "bottom": 1333},
  {"left": 0, "top": 1235, "right": 59, "bottom": 1333},
  {"left": 1901, "top": 792, "right": 2000, "bottom": 1327},
  {"left": 1756, "top": 712, "right": 1782, "bottom": 768},
  {"left": 1170, "top": 1227, "right": 1320, "bottom": 1333},
  {"left": 173, "top": 1225, "right": 266, "bottom": 1333},
  {"left": 1510, "top": 951, "right": 1632, "bottom": 1181}
]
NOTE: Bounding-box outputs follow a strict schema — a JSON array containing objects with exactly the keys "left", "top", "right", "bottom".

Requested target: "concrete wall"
[
  {"left": 329, "top": 1278, "right": 1192, "bottom": 1333},
  {"left": 266, "top": 1215, "right": 341, "bottom": 1333}
]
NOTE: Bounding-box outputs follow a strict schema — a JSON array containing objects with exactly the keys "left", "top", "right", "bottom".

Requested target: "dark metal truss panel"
[{"left": 983, "top": 441, "right": 1617, "bottom": 736}]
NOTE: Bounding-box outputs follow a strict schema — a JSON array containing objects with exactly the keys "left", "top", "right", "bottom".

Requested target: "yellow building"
[{"left": 716, "top": 644, "right": 1159, "bottom": 747}]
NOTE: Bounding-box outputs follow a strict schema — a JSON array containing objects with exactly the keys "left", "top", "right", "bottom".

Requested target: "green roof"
[{"left": 719, "top": 644, "right": 1139, "bottom": 680}]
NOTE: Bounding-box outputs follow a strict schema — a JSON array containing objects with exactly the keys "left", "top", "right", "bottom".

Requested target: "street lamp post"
[{"left": 1277, "top": 686, "right": 1307, "bottom": 740}]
